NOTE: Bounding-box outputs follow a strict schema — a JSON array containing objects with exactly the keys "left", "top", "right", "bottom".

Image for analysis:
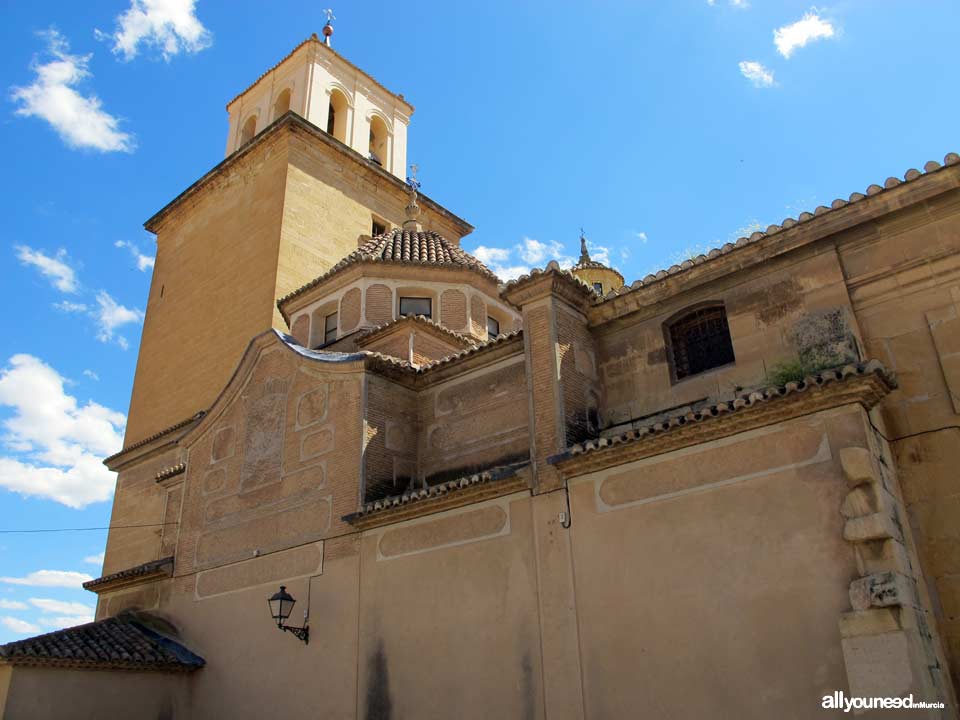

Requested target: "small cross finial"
[{"left": 323, "top": 8, "right": 336, "bottom": 23}]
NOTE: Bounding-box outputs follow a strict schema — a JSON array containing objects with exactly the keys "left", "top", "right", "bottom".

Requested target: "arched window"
[
  {"left": 273, "top": 88, "right": 291, "bottom": 120},
  {"left": 326, "top": 89, "right": 348, "bottom": 143},
  {"left": 666, "top": 304, "right": 735, "bottom": 381},
  {"left": 239, "top": 115, "right": 257, "bottom": 146},
  {"left": 368, "top": 115, "right": 389, "bottom": 167}
]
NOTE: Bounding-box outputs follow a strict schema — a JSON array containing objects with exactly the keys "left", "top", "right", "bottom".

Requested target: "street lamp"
[{"left": 267, "top": 585, "right": 309, "bottom": 644}]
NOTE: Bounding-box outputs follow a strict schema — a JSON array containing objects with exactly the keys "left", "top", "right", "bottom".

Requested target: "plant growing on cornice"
[{"left": 766, "top": 353, "right": 846, "bottom": 386}]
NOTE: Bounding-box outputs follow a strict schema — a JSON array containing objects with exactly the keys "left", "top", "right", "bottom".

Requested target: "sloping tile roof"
[
  {"left": 563, "top": 361, "right": 895, "bottom": 460},
  {"left": 356, "top": 314, "right": 476, "bottom": 349},
  {"left": 595, "top": 152, "right": 960, "bottom": 303},
  {"left": 278, "top": 229, "right": 498, "bottom": 309},
  {"left": 343, "top": 462, "right": 530, "bottom": 529},
  {"left": 83, "top": 557, "right": 174, "bottom": 592},
  {"left": 0, "top": 614, "right": 204, "bottom": 672},
  {"left": 104, "top": 412, "right": 205, "bottom": 465}
]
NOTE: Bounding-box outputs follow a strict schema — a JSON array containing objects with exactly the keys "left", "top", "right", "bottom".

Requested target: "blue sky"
[{"left": 0, "top": 0, "right": 957, "bottom": 641}]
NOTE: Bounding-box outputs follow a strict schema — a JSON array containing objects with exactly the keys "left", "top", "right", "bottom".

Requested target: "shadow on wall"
[{"left": 365, "top": 639, "right": 392, "bottom": 720}]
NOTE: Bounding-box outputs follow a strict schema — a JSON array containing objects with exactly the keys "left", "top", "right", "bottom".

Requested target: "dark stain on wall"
[
  {"left": 365, "top": 639, "right": 392, "bottom": 720},
  {"left": 731, "top": 278, "right": 804, "bottom": 326},
  {"left": 521, "top": 652, "right": 536, "bottom": 720}
]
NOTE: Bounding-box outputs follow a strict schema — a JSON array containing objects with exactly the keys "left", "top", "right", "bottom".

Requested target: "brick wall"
[
  {"left": 366, "top": 283, "right": 392, "bottom": 325},
  {"left": 440, "top": 289, "right": 467, "bottom": 331}
]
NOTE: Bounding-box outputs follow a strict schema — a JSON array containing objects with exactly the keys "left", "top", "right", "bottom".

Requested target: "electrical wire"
[{"left": 0, "top": 522, "right": 179, "bottom": 534}]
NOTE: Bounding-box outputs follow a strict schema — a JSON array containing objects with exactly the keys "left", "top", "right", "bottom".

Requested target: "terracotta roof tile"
[
  {"left": 0, "top": 614, "right": 204, "bottom": 672},
  {"left": 564, "top": 361, "right": 895, "bottom": 459},
  {"left": 83, "top": 557, "right": 174, "bottom": 592},
  {"left": 356, "top": 314, "right": 476, "bottom": 349},
  {"left": 598, "top": 152, "right": 959, "bottom": 303},
  {"left": 278, "top": 229, "right": 497, "bottom": 310}
]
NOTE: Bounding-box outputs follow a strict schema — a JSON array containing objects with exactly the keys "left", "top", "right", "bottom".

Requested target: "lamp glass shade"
[{"left": 268, "top": 585, "right": 295, "bottom": 623}]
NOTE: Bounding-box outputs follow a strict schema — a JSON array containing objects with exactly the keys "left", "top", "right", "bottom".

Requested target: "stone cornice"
[
  {"left": 144, "top": 113, "right": 472, "bottom": 238},
  {"left": 343, "top": 466, "right": 530, "bottom": 531},
  {"left": 550, "top": 362, "right": 896, "bottom": 479},
  {"left": 500, "top": 264, "right": 595, "bottom": 310},
  {"left": 83, "top": 557, "right": 174, "bottom": 595},
  {"left": 588, "top": 156, "right": 960, "bottom": 328},
  {"left": 356, "top": 314, "right": 475, "bottom": 351},
  {"left": 104, "top": 413, "right": 205, "bottom": 472}
]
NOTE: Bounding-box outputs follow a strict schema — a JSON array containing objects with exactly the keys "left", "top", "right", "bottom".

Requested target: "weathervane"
[
  {"left": 403, "top": 164, "right": 423, "bottom": 231},
  {"left": 579, "top": 227, "right": 590, "bottom": 263},
  {"left": 322, "top": 8, "right": 335, "bottom": 46},
  {"left": 406, "top": 163, "right": 421, "bottom": 192}
]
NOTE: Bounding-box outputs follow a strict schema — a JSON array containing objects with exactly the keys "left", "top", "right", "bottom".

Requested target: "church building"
[{"left": 2, "top": 22, "right": 960, "bottom": 719}]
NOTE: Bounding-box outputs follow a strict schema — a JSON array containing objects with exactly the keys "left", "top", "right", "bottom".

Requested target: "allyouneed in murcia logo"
[{"left": 822, "top": 691, "right": 945, "bottom": 712}]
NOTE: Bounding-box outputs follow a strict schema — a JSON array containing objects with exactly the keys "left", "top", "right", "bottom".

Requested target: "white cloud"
[
  {"left": 469, "top": 237, "right": 578, "bottom": 281},
  {"left": 0, "top": 570, "right": 93, "bottom": 588},
  {"left": 82, "top": 370, "right": 100, "bottom": 382},
  {"left": 16, "top": 246, "right": 79, "bottom": 293},
  {"left": 0, "top": 599, "right": 28, "bottom": 610},
  {"left": 84, "top": 551, "right": 105, "bottom": 565},
  {"left": 0, "top": 354, "right": 124, "bottom": 508},
  {"left": 635, "top": 232, "right": 648, "bottom": 244},
  {"left": 54, "top": 300, "right": 89, "bottom": 313},
  {"left": 587, "top": 242, "right": 611, "bottom": 266},
  {"left": 29, "top": 598, "right": 95, "bottom": 616},
  {"left": 99, "top": 0, "right": 212, "bottom": 61},
  {"left": 1, "top": 616, "right": 40, "bottom": 634},
  {"left": 471, "top": 246, "right": 512, "bottom": 266},
  {"left": 40, "top": 614, "right": 94, "bottom": 629},
  {"left": 739, "top": 61, "right": 776, "bottom": 88},
  {"left": 93, "top": 291, "right": 143, "bottom": 348},
  {"left": 774, "top": 10, "right": 836, "bottom": 59},
  {"left": 114, "top": 240, "right": 155, "bottom": 271},
  {"left": 11, "top": 29, "right": 134, "bottom": 153}
]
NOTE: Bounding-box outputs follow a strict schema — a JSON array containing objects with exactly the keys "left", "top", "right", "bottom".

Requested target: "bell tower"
[
  {"left": 224, "top": 19, "right": 411, "bottom": 178},
  {"left": 123, "top": 26, "right": 472, "bottom": 447}
]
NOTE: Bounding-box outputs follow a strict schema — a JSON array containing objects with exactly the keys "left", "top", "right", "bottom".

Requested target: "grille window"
[
  {"left": 324, "top": 312, "right": 338, "bottom": 345},
  {"left": 486, "top": 316, "right": 500, "bottom": 339},
  {"left": 399, "top": 297, "right": 431, "bottom": 318},
  {"left": 668, "top": 305, "right": 735, "bottom": 380}
]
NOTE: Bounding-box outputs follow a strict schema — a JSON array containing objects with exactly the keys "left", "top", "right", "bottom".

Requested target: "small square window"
[
  {"left": 324, "top": 312, "right": 338, "bottom": 344},
  {"left": 399, "top": 297, "right": 431, "bottom": 318},
  {"left": 372, "top": 219, "right": 386, "bottom": 236},
  {"left": 593, "top": 282, "right": 603, "bottom": 294},
  {"left": 667, "top": 305, "right": 735, "bottom": 381},
  {"left": 486, "top": 316, "right": 500, "bottom": 338}
]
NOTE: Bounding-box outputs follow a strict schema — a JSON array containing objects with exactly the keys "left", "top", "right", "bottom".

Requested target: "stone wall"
[
  {"left": 418, "top": 356, "right": 530, "bottom": 485},
  {"left": 596, "top": 245, "right": 855, "bottom": 428}
]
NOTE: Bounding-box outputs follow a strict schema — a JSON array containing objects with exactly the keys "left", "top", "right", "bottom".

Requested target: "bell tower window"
[
  {"left": 326, "top": 89, "right": 348, "bottom": 143},
  {"left": 273, "top": 88, "right": 291, "bottom": 120},
  {"left": 368, "top": 115, "right": 389, "bottom": 168},
  {"left": 239, "top": 116, "right": 257, "bottom": 146}
]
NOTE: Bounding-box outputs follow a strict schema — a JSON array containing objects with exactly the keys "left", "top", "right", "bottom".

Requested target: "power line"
[{"left": 0, "top": 522, "right": 179, "bottom": 534}]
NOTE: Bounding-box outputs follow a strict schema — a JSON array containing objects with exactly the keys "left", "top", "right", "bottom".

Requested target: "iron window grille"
[{"left": 668, "top": 305, "right": 735, "bottom": 380}]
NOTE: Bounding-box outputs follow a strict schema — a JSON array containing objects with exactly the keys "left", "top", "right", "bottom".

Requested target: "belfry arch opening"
[
  {"left": 273, "top": 88, "right": 291, "bottom": 120},
  {"left": 239, "top": 116, "right": 257, "bottom": 146},
  {"left": 326, "top": 89, "right": 348, "bottom": 143},
  {"left": 368, "top": 115, "right": 389, "bottom": 167}
]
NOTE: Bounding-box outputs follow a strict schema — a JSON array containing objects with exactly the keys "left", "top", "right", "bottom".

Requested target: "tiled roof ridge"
[
  {"left": 417, "top": 329, "right": 522, "bottom": 373},
  {"left": 565, "top": 360, "right": 895, "bottom": 458},
  {"left": 594, "top": 152, "right": 960, "bottom": 303},
  {"left": 346, "top": 461, "right": 530, "bottom": 522},
  {"left": 104, "top": 412, "right": 206, "bottom": 465},
  {"left": 277, "top": 229, "right": 498, "bottom": 311},
  {"left": 83, "top": 557, "right": 174, "bottom": 592},
  {"left": 358, "top": 329, "right": 522, "bottom": 378},
  {"left": 225, "top": 34, "right": 413, "bottom": 112},
  {"left": 0, "top": 614, "right": 204, "bottom": 672},
  {"left": 357, "top": 314, "right": 476, "bottom": 347},
  {"left": 502, "top": 260, "right": 601, "bottom": 297}
]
